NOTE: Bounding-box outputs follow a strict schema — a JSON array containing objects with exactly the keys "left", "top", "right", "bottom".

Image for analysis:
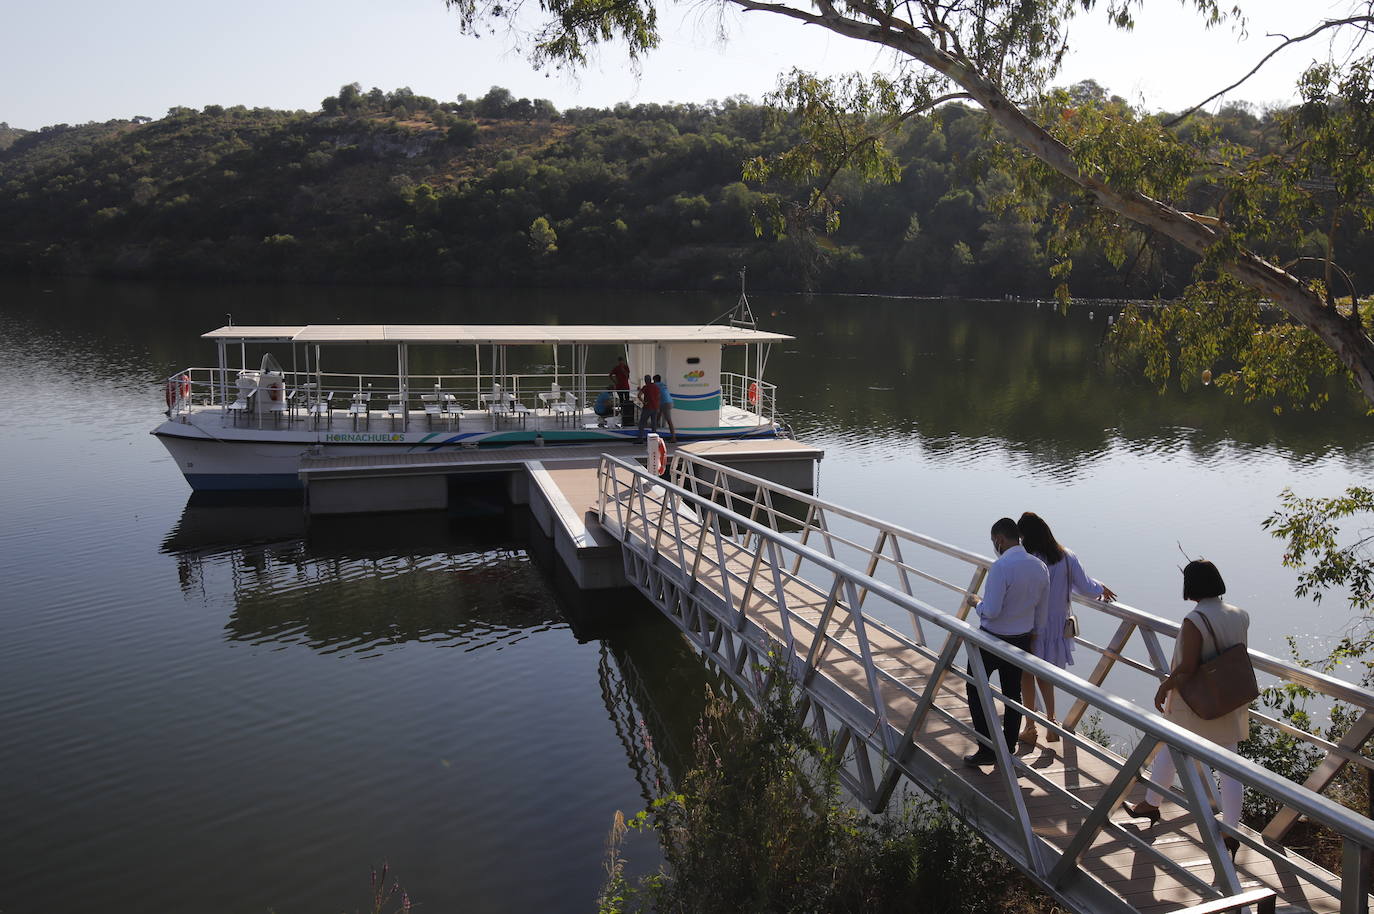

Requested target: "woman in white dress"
[
  {"left": 1124, "top": 559, "right": 1250, "bottom": 857},
  {"left": 1017, "top": 512, "right": 1116, "bottom": 744}
]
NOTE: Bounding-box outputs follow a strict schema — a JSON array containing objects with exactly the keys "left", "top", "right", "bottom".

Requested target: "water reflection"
[
  {"left": 6, "top": 277, "right": 1374, "bottom": 914},
  {"left": 163, "top": 499, "right": 564, "bottom": 653},
  {"left": 596, "top": 616, "right": 720, "bottom": 803},
  {"left": 765, "top": 296, "right": 1373, "bottom": 472}
]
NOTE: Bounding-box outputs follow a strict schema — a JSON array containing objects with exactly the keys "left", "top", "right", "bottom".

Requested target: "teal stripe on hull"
[{"left": 673, "top": 395, "right": 721, "bottom": 411}]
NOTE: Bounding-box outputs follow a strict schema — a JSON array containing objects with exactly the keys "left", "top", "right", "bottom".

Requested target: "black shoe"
[
  {"left": 1122, "top": 802, "right": 1161, "bottom": 825},
  {"left": 963, "top": 748, "right": 997, "bottom": 767},
  {"left": 1223, "top": 835, "right": 1239, "bottom": 859}
]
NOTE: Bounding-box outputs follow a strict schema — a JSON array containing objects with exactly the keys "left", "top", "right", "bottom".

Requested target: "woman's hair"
[
  {"left": 1017, "top": 512, "right": 1064, "bottom": 565},
  {"left": 1182, "top": 560, "right": 1226, "bottom": 600}
]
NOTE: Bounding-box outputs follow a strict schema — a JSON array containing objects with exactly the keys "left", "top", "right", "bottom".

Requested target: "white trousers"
[{"left": 1144, "top": 741, "right": 1242, "bottom": 826}]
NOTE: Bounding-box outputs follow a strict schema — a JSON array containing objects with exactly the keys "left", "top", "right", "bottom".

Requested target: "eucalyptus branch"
[
  {"left": 728, "top": 0, "right": 828, "bottom": 29},
  {"left": 1165, "top": 15, "right": 1374, "bottom": 127},
  {"left": 1284, "top": 256, "right": 1360, "bottom": 315},
  {"left": 912, "top": 91, "right": 974, "bottom": 112}
]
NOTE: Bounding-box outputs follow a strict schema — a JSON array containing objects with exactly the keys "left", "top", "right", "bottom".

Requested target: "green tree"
[
  {"left": 528, "top": 215, "right": 558, "bottom": 256},
  {"left": 442, "top": 0, "right": 1374, "bottom": 404}
]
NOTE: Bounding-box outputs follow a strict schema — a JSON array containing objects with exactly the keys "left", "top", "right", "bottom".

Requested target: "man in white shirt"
[{"left": 965, "top": 517, "right": 1050, "bottom": 767}]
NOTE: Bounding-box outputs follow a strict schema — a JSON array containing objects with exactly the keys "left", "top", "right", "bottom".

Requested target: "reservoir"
[{"left": 2, "top": 277, "right": 1370, "bottom": 913}]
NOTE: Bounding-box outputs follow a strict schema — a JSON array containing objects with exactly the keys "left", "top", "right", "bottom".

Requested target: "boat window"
[{"left": 686, "top": 357, "right": 701, "bottom": 364}]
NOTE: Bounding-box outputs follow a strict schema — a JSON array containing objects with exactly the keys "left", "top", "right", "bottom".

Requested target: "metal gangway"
[{"left": 595, "top": 450, "right": 1374, "bottom": 914}]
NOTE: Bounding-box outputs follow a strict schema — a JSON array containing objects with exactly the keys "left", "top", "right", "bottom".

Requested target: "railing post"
[
  {"left": 957, "top": 566, "right": 987, "bottom": 622},
  {"left": 873, "top": 632, "right": 964, "bottom": 808},
  {"left": 802, "top": 579, "right": 845, "bottom": 688},
  {"left": 766, "top": 539, "right": 796, "bottom": 652},
  {"left": 1266, "top": 709, "right": 1374, "bottom": 841},
  {"left": 1063, "top": 619, "right": 1135, "bottom": 732},
  {"left": 883, "top": 536, "right": 924, "bottom": 645},
  {"left": 1342, "top": 838, "right": 1372, "bottom": 914},
  {"left": 1048, "top": 736, "right": 1158, "bottom": 886},
  {"left": 1170, "top": 742, "right": 1243, "bottom": 895},
  {"left": 840, "top": 578, "right": 895, "bottom": 756},
  {"left": 856, "top": 529, "right": 890, "bottom": 610},
  {"left": 966, "top": 643, "right": 1045, "bottom": 875}
]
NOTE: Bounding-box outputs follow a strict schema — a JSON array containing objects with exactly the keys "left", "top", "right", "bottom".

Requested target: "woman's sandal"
[
  {"left": 1019, "top": 722, "right": 1038, "bottom": 744},
  {"left": 1046, "top": 717, "right": 1060, "bottom": 743}
]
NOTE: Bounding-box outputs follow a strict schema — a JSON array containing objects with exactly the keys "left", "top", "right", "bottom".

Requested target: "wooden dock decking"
[{"left": 594, "top": 451, "right": 1374, "bottom": 914}]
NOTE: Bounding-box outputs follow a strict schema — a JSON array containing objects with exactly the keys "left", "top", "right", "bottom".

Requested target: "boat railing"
[
  {"left": 164, "top": 368, "right": 599, "bottom": 418},
  {"left": 661, "top": 450, "right": 1374, "bottom": 846},
  {"left": 721, "top": 372, "right": 776, "bottom": 422},
  {"left": 160, "top": 367, "right": 222, "bottom": 414},
  {"left": 168, "top": 367, "right": 782, "bottom": 427}
]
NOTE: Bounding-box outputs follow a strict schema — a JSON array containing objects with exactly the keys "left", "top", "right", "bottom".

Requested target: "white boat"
[{"left": 152, "top": 322, "right": 792, "bottom": 491}]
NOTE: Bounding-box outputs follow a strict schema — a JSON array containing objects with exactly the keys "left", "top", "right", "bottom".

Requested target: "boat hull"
[{"left": 153, "top": 413, "right": 782, "bottom": 491}]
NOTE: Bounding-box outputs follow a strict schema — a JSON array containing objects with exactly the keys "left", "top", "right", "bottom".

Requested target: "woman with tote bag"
[{"left": 1123, "top": 559, "right": 1252, "bottom": 857}]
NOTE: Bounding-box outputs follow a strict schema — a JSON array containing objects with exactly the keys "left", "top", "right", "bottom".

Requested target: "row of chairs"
[{"left": 224, "top": 383, "right": 582, "bottom": 430}]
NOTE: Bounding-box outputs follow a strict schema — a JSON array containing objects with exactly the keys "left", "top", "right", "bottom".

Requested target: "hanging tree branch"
[{"left": 1165, "top": 14, "right": 1374, "bottom": 127}]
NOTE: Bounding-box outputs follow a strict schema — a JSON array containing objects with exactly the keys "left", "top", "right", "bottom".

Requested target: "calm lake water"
[{"left": 2, "top": 277, "right": 1371, "bottom": 913}]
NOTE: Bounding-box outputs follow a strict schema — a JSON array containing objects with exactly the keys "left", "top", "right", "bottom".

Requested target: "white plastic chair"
[
  {"left": 227, "top": 375, "right": 256, "bottom": 425},
  {"left": 385, "top": 394, "right": 406, "bottom": 428},
  {"left": 348, "top": 391, "right": 370, "bottom": 429},
  {"left": 552, "top": 391, "right": 577, "bottom": 426},
  {"left": 308, "top": 391, "right": 335, "bottom": 429}
]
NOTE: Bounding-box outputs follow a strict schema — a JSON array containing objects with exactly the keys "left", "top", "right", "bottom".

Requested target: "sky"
[{"left": 2, "top": 0, "right": 1357, "bottom": 130}]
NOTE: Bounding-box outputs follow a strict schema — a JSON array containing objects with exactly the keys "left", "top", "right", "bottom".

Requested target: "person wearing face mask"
[{"left": 963, "top": 517, "right": 1050, "bottom": 768}]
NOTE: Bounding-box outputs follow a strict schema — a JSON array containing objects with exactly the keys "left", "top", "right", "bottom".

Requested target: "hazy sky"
[{"left": 2, "top": 0, "right": 1352, "bottom": 130}]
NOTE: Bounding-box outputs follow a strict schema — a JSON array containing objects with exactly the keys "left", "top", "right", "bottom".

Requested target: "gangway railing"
[
  {"left": 666, "top": 449, "right": 1374, "bottom": 842},
  {"left": 596, "top": 450, "right": 1374, "bottom": 914}
]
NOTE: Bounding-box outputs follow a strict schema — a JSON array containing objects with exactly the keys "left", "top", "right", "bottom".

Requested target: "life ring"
[
  {"left": 747, "top": 382, "right": 759, "bottom": 405},
  {"left": 652, "top": 436, "right": 668, "bottom": 476},
  {"left": 268, "top": 381, "right": 283, "bottom": 402},
  {"left": 165, "top": 373, "right": 191, "bottom": 407}
]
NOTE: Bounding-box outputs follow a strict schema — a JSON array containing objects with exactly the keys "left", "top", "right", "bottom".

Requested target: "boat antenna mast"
[{"left": 729, "top": 268, "right": 757, "bottom": 330}]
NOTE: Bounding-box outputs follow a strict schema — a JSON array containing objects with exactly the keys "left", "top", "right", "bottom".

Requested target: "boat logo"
[
  {"left": 325, "top": 433, "right": 407, "bottom": 443},
  {"left": 683, "top": 370, "right": 705, "bottom": 381}
]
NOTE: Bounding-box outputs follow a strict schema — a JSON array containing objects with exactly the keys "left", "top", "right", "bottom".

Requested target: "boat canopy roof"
[{"left": 202, "top": 324, "right": 793, "bottom": 345}]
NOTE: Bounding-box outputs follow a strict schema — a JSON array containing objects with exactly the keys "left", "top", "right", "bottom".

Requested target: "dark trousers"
[{"left": 966, "top": 629, "right": 1034, "bottom": 752}]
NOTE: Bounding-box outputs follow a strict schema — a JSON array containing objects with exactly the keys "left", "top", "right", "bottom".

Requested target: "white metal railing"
[
  {"left": 595, "top": 450, "right": 1374, "bottom": 914},
  {"left": 721, "top": 371, "right": 777, "bottom": 423},
  {"left": 161, "top": 368, "right": 596, "bottom": 425},
  {"left": 661, "top": 448, "right": 1374, "bottom": 838}
]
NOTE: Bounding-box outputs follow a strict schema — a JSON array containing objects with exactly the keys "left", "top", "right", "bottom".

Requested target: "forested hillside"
[{"left": 2, "top": 84, "right": 1362, "bottom": 296}]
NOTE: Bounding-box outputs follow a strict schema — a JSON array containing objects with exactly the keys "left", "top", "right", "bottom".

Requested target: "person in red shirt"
[
  {"left": 609, "top": 356, "right": 631, "bottom": 404},
  {"left": 636, "top": 375, "right": 660, "bottom": 441}
]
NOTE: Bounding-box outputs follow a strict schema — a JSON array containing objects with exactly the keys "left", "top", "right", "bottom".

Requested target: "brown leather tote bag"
[{"left": 1178, "top": 612, "right": 1259, "bottom": 720}]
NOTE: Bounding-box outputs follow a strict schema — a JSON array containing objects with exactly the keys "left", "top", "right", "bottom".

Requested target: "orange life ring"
[
  {"left": 653, "top": 437, "right": 668, "bottom": 476},
  {"left": 747, "top": 382, "right": 759, "bottom": 405},
  {"left": 165, "top": 373, "right": 191, "bottom": 407}
]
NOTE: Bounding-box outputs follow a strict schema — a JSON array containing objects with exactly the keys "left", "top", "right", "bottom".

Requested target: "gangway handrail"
[
  {"left": 597, "top": 452, "right": 1374, "bottom": 845},
  {"left": 665, "top": 449, "right": 1374, "bottom": 846},
  {"left": 670, "top": 451, "right": 1374, "bottom": 712},
  {"left": 596, "top": 451, "right": 1374, "bottom": 914}
]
